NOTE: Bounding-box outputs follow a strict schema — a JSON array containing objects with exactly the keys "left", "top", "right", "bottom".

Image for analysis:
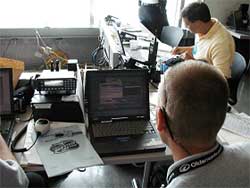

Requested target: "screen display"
[
  {"left": 0, "top": 68, "right": 13, "bottom": 116},
  {"left": 44, "top": 80, "right": 64, "bottom": 87},
  {"left": 87, "top": 70, "right": 149, "bottom": 120}
]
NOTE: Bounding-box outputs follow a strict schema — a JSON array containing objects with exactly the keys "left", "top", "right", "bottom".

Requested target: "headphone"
[{"left": 11, "top": 118, "right": 50, "bottom": 153}]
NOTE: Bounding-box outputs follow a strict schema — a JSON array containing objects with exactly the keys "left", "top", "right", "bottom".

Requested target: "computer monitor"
[{"left": 0, "top": 68, "right": 14, "bottom": 116}]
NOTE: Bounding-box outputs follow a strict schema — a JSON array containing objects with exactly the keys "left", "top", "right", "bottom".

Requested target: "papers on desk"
[
  {"left": 222, "top": 112, "right": 250, "bottom": 139},
  {"left": 23, "top": 121, "right": 103, "bottom": 177}
]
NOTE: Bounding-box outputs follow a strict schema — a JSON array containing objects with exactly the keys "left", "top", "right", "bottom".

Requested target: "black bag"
[
  {"left": 148, "top": 160, "right": 173, "bottom": 188},
  {"left": 13, "top": 75, "right": 37, "bottom": 113}
]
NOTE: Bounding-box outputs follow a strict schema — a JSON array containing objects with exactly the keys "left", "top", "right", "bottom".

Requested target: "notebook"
[
  {"left": 0, "top": 68, "right": 15, "bottom": 145},
  {"left": 86, "top": 69, "right": 165, "bottom": 157}
]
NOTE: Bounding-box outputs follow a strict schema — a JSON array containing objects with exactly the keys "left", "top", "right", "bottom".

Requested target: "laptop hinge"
[{"left": 112, "top": 117, "right": 128, "bottom": 120}]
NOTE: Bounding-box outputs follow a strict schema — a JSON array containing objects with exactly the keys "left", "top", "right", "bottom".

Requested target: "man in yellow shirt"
[{"left": 172, "top": 2, "right": 235, "bottom": 78}]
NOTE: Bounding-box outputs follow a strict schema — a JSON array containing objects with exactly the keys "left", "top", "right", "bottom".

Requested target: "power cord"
[{"left": 11, "top": 124, "right": 41, "bottom": 153}]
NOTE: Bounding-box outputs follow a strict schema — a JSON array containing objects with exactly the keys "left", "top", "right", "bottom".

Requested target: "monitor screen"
[
  {"left": 0, "top": 68, "right": 14, "bottom": 116},
  {"left": 86, "top": 69, "right": 149, "bottom": 120}
]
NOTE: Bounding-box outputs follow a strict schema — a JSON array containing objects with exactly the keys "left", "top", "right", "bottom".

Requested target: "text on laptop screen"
[
  {"left": 0, "top": 68, "right": 13, "bottom": 116},
  {"left": 87, "top": 70, "right": 149, "bottom": 120}
]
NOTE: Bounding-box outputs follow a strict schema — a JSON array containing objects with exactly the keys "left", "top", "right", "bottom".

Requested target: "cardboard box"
[{"left": 0, "top": 57, "right": 24, "bottom": 88}]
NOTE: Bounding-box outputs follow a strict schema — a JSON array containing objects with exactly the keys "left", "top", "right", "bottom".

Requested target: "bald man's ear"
[{"left": 157, "top": 108, "right": 166, "bottom": 132}]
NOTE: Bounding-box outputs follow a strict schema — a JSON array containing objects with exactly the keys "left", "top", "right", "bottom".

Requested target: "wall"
[
  {"left": 204, "top": 0, "right": 250, "bottom": 24},
  {"left": 0, "top": 28, "right": 99, "bottom": 70}
]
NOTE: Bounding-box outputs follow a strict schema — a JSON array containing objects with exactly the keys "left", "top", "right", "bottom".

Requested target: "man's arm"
[
  {"left": 0, "top": 134, "right": 29, "bottom": 188},
  {"left": 0, "top": 134, "right": 16, "bottom": 160},
  {"left": 210, "top": 42, "right": 235, "bottom": 78}
]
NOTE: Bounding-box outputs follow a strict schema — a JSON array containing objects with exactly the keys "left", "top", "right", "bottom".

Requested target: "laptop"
[
  {"left": 0, "top": 68, "right": 15, "bottom": 145},
  {"left": 86, "top": 69, "right": 166, "bottom": 157}
]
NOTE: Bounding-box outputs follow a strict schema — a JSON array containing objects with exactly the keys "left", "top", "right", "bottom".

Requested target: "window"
[
  {"left": 0, "top": 0, "right": 194, "bottom": 29},
  {"left": 0, "top": 0, "right": 91, "bottom": 28},
  {"left": 93, "top": 0, "right": 140, "bottom": 26}
]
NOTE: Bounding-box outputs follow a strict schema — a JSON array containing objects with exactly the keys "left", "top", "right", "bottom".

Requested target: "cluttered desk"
[
  {"left": 10, "top": 67, "right": 170, "bottom": 188},
  {"left": 1, "top": 17, "right": 250, "bottom": 188},
  {"left": 2, "top": 63, "right": 250, "bottom": 188}
]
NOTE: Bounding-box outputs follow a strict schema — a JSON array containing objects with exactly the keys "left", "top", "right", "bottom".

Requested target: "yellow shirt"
[{"left": 194, "top": 18, "right": 235, "bottom": 78}]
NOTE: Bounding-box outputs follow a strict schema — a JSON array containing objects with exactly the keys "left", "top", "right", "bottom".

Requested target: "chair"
[
  {"left": 228, "top": 52, "right": 247, "bottom": 106},
  {"left": 160, "top": 26, "right": 184, "bottom": 47}
]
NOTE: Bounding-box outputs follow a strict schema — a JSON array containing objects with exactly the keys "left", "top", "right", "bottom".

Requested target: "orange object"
[{"left": 0, "top": 57, "right": 24, "bottom": 88}]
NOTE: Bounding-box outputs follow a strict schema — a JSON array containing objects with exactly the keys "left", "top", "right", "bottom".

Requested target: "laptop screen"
[
  {"left": 0, "top": 68, "right": 14, "bottom": 116},
  {"left": 86, "top": 69, "right": 149, "bottom": 121}
]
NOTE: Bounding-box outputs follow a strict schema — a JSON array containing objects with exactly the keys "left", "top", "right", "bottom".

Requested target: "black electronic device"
[
  {"left": 35, "top": 70, "right": 77, "bottom": 95},
  {"left": 67, "top": 59, "right": 78, "bottom": 72},
  {"left": 31, "top": 68, "right": 84, "bottom": 122},
  {"left": 31, "top": 91, "right": 84, "bottom": 123},
  {"left": 227, "top": 4, "right": 250, "bottom": 31},
  {"left": 165, "top": 56, "right": 184, "bottom": 67},
  {"left": 147, "top": 37, "right": 158, "bottom": 67},
  {"left": 86, "top": 69, "right": 165, "bottom": 157}
]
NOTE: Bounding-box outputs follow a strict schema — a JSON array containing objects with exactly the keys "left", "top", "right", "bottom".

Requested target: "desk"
[
  {"left": 15, "top": 120, "right": 170, "bottom": 188},
  {"left": 14, "top": 88, "right": 171, "bottom": 188},
  {"left": 14, "top": 70, "right": 250, "bottom": 187}
]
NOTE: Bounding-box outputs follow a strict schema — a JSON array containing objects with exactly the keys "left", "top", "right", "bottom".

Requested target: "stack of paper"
[{"left": 22, "top": 121, "right": 103, "bottom": 177}]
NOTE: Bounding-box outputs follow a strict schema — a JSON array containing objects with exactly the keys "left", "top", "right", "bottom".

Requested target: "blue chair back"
[{"left": 228, "top": 52, "right": 246, "bottom": 105}]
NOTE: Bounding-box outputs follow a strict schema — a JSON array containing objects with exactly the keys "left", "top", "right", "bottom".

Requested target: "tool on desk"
[
  {"left": 42, "top": 130, "right": 83, "bottom": 142},
  {"left": 86, "top": 69, "right": 166, "bottom": 157}
]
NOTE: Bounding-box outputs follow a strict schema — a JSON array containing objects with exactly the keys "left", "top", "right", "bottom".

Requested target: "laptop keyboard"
[
  {"left": 93, "top": 120, "right": 155, "bottom": 137},
  {"left": 0, "top": 119, "right": 15, "bottom": 145}
]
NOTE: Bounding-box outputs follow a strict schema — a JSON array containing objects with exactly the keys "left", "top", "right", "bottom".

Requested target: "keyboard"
[
  {"left": 93, "top": 120, "right": 155, "bottom": 137},
  {"left": 0, "top": 119, "right": 15, "bottom": 145},
  {"left": 222, "top": 113, "right": 250, "bottom": 139}
]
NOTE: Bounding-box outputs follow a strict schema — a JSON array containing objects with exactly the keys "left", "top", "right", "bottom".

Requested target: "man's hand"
[
  {"left": 171, "top": 46, "right": 193, "bottom": 55},
  {"left": 180, "top": 51, "right": 194, "bottom": 60}
]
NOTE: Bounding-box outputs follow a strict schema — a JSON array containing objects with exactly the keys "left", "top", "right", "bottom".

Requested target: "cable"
[
  {"left": 17, "top": 114, "right": 34, "bottom": 123},
  {"left": 35, "top": 30, "right": 47, "bottom": 47},
  {"left": 35, "top": 30, "right": 68, "bottom": 68},
  {"left": 11, "top": 124, "right": 41, "bottom": 153}
]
